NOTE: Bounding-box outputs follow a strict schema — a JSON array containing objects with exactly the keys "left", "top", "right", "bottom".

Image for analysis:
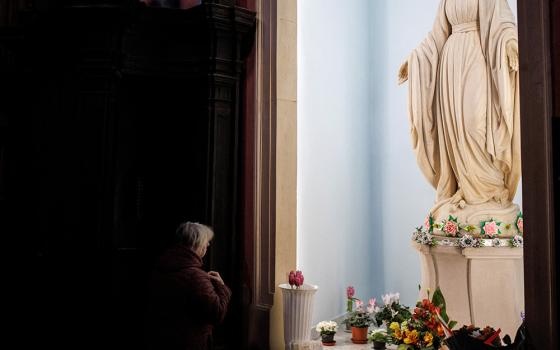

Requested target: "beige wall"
[{"left": 270, "top": 0, "right": 297, "bottom": 349}]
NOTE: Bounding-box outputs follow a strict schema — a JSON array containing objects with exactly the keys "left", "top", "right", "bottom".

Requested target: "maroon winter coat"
[{"left": 147, "top": 244, "right": 231, "bottom": 350}]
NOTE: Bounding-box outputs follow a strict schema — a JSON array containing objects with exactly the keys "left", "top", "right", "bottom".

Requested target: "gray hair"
[{"left": 175, "top": 222, "right": 214, "bottom": 250}]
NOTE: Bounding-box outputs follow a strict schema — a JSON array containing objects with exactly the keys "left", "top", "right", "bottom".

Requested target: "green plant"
[
  {"left": 347, "top": 310, "right": 374, "bottom": 328},
  {"left": 369, "top": 328, "right": 389, "bottom": 342},
  {"left": 374, "top": 302, "right": 412, "bottom": 327}
]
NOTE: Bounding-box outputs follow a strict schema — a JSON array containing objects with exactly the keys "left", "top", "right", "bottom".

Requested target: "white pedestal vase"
[
  {"left": 279, "top": 283, "right": 320, "bottom": 350},
  {"left": 413, "top": 241, "right": 524, "bottom": 337}
]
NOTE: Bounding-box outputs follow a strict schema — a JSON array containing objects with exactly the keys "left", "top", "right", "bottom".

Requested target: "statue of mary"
[{"left": 399, "top": 0, "right": 521, "bottom": 237}]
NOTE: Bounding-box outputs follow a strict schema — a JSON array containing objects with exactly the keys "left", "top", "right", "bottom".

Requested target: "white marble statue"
[{"left": 399, "top": 0, "right": 521, "bottom": 236}]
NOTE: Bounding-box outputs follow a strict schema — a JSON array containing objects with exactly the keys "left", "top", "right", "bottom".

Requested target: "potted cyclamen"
[
  {"left": 374, "top": 292, "right": 411, "bottom": 327},
  {"left": 347, "top": 299, "right": 375, "bottom": 344},
  {"left": 316, "top": 321, "right": 338, "bottom": 346},
  {"left": 368, "top": 328, "right": 389, "bottom": 349}
]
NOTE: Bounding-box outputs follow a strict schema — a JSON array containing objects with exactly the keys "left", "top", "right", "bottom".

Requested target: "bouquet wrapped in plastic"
[{"left": 444, "top": 322, "right": 526, "bottom": 350}]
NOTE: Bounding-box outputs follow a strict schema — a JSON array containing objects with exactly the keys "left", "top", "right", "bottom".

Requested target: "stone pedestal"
[{"left": 413, "top": 242, "right": 524, "bottom": 337}]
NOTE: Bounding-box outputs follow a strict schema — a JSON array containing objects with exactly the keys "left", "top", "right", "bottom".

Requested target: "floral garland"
[{"left": 413, "top": 212, "right": 524, "bottom": 248}]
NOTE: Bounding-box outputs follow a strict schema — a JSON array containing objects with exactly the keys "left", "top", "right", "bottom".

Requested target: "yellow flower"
[
  {"left": 389, "top": 322, "right": 403, "bottom": 340},
  {"left": 424, "top": 332, "right": 434, "bottom": 346},
  {"left": 393, "top": 328, "right": 403, "bottom": 340},
  {"left": 403, "top": 329, "right": 419, "bottom": 345}
]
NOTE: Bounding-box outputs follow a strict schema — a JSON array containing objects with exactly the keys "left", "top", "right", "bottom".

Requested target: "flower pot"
[
  {"left": 351, "top": 326, "right": 368, "bottom": 344},
  {"left": 344, "top": 315, "right": 351, "bottom": 332},
  {"left": 372, "top": 340, "right": 386, "bottom": 349},
  {"left": 321, "top": 333, "right": 335, "bottom": 346},
  {"left": 279, "top": 283, "right": 318, "bottom": 349}
]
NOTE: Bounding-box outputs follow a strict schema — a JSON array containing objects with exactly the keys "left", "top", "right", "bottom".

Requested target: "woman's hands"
[
  {"left": 208, "top": 271, "right": 225, "bottom": 285},
  {"left": 398, "top": 60, "right": 409, "bottom": 85},
  {"left": 506, "top": 40, "right": 519, "bottom": 72}
]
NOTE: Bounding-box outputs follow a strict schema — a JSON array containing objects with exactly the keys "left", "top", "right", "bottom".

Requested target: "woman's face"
[{"left": 197, "top": 239, "right": 211, "bottom": 258}]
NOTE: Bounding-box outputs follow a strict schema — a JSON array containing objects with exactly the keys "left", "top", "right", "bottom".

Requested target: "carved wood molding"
[
  {"left": 0, "top": 0, "right": 26, "bottom": 27},
  {"left": 517, "top": 0, "right": 558, "bottom": 348}
]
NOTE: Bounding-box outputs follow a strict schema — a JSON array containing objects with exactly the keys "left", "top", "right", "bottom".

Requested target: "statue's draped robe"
[{"left": 407, "top": 0, "right": 520, "bottom": 209}]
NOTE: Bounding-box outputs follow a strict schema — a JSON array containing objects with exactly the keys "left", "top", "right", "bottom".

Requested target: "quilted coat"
[{"left": 147, "top": 244, "right": 231, "bottom": 350}]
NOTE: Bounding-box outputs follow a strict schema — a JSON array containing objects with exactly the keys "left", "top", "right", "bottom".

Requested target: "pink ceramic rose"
[
  {"left": 483, "top": 221, "right": 499, "bottom": 237},
  {"left": 424, "top": 215, "right": 431, "bottom": 230},
  {"left": 517, "top": 217, "right": 523, "bottom": 234},
  {"left": 443, "top": 221, "right": 458, "bottom": 236}
]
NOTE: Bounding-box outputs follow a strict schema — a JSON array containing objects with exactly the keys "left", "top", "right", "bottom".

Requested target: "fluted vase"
[{"left": 279, "top": 283, "right": 318, "bottom": 350}]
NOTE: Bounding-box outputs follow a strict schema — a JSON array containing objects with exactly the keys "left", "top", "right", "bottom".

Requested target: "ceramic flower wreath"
[
  {"left": 423, "top": 212, "right": 523, "bottom": 239},
  {"left": 412, "top": 227, "right": 523, "bottom": 249},
  {"left": 413, "top": 211, "right": 524, "bottom": 249}
]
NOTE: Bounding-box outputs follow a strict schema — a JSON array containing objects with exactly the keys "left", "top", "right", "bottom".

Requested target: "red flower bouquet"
[{"left": 387, "top": 288, "right": 455, "bottom": 350}]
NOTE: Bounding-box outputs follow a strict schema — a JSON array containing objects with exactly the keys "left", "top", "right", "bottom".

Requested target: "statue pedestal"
[{"left": 413, "top": 242, "right": 524, "bottom": 337}]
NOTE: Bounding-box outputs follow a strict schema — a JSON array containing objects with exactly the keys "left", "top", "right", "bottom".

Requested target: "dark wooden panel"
[
  {"left": 518, "top": 0, "right": 558, "bottom": 348},
  {"left": 552, "top": 0, "right": 560, "bottom": 118},
  {"left": 554, "top": 117, "right": 560, "bottom": 337},
  {"left": 1, "top": 2, "right": 255, "bottom": 349}
]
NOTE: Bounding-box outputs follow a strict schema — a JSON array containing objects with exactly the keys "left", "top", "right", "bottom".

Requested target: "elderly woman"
[{"left": 148, "top": 222, "right": 231, "bottom": 350}]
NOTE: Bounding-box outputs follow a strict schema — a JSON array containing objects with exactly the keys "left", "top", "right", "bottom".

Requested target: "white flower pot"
[{"left": 279, "top": 283, "right": 318, "bottom": 350}]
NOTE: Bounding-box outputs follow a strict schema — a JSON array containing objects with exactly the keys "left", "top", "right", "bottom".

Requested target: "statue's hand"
[
  {"left": 506, "top": 40, "right": 519, "bottom": 72},
  {"left": 398, "top": 60, "right": 409, "bottom": 85}
]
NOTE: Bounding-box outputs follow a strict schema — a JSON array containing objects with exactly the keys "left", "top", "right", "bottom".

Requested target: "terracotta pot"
[{"left": 351, "top": 326, "right": 368, "bottom": 344}]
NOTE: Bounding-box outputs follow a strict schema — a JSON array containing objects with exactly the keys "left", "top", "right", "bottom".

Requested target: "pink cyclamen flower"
[
  {"left": 444, "top": 221, "right": 458, "bottom": 236},
  {"left": 347, "top": 286, "right": 355, "bottom": 299},
  {"left": 288, "top": 271, "right": 296, "bottom": 286},
  {"left": 517, "top": 217, "right": 523, "bottom": 233},
  {"left": 484, "top": 221, "right": 499, "bottom": 237},
  {"left": 355, "top": 299, "right": 364, "bottom": 311},
  {"left": 367, "top": 298, "right": 376, "bottom": 313}
]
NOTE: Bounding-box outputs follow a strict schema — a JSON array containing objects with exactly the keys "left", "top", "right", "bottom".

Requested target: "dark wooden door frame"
[
  {"left": 518, "top": 1, "right": 558, "bottom": 349},
  {"left": 240, "top": 0, "right": 277, "bottom": 348}
]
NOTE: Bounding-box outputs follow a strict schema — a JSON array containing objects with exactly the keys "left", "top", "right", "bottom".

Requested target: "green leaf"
[
  {"left": 397, "top": 345, "right": 414, "bottom": 350},
  {"left": 431, "top": 287, "right": 445, "bottom": 308},
  {"left": 448, "top": 320, "right": 457, "bottom": 330},
  {"left": 431, "top": 287, "right": 449, "bottom": 323}
]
